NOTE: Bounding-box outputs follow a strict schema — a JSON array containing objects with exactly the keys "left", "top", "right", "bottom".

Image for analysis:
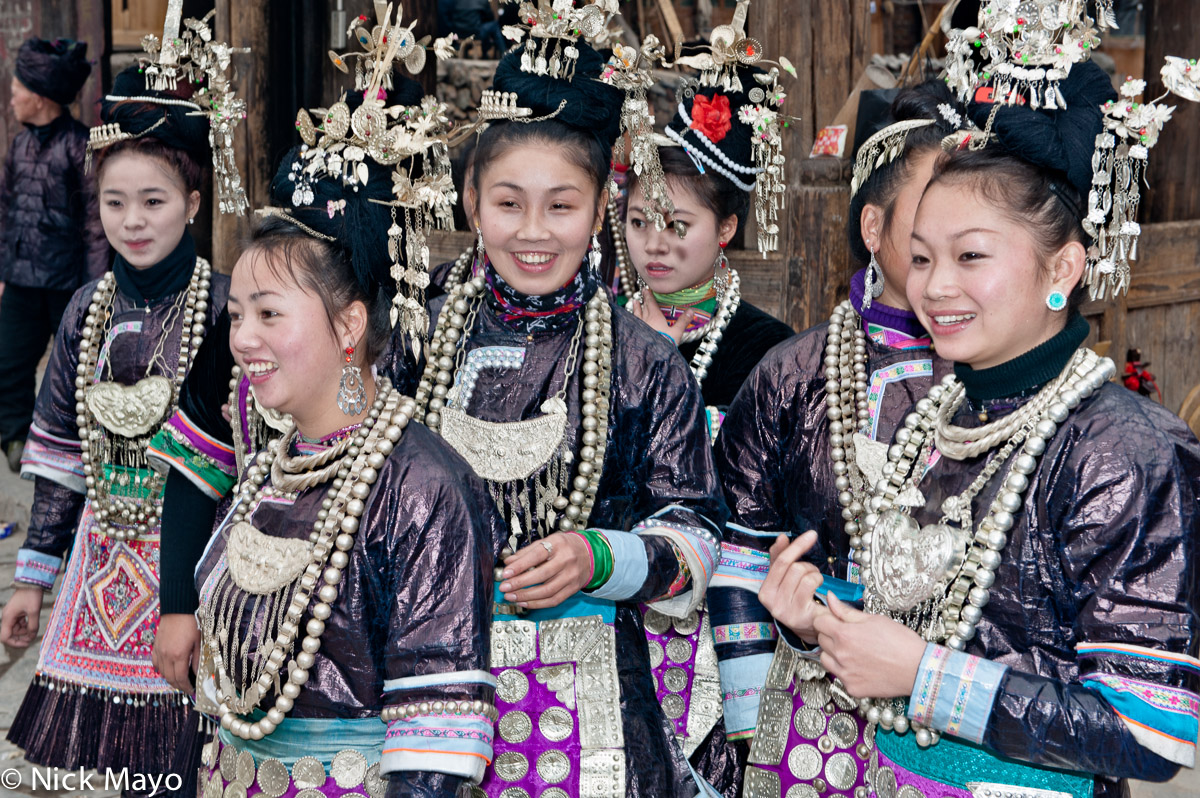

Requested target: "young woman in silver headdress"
[
  {"left": 386, "top": 11, "right": 729, "bottom": 795},
  {"left": 0, "top": 52, "right": 237, "bottom": 785},
  {"left": 706, "top": 83, "right": 965, "bottom": 774},
  {"left": 752, "top": 55, "right": 1200, "bottom": 798}
]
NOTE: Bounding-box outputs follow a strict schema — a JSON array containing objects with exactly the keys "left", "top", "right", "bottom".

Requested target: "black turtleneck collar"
[
  {"left": 113, "top": 230, "right": 197, "bottom": 305},
  {"left": 27, "top": 112, "right": 69, "bottom": 146},
  {"left": 954, "top": 312, "right": 1090, "bottom": 402}
]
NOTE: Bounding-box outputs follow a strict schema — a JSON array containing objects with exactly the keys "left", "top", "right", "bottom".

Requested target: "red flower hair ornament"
[{"left": 690, "top": 93, "right": 733, "bottom": 143}]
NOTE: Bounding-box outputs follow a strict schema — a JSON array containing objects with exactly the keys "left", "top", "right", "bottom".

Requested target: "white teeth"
[
  {"left": 514, "top": 253, "right": 552, "bottom": 265},
  {"left": 246, "top": 362, "right": 277, "bottom": 375},
  {"left": 934, "top": 314, "right": 976, "bottom": 325}
]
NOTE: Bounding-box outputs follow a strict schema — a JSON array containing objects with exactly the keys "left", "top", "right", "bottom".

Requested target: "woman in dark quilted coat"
[{"left": 0, "top": 37, "right": 109, "bottom": 470}]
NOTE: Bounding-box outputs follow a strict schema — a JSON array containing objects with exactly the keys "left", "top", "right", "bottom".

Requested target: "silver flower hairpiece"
[{"left": 1083, "top": 57, "right": 1199, "bottom": 300}]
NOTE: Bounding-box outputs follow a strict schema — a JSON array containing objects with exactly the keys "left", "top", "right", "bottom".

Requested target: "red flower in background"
[{"left": 690, "top": 94, "right": 732, "bottom": 143}]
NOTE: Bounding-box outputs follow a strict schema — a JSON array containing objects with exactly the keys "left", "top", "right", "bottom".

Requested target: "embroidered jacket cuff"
[
  {"left": 720, "top": 653, "right": 774, "bottom": 740},
  {"left": 14, "top": 548, "right": 61, "bottom": 589},
  {"left": 908, "top": 643, "right": 1007, "bottom": 745}
]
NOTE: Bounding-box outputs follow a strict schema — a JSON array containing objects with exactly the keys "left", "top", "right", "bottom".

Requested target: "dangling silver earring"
[
  {"left": 713, "top": 249, "right": 730, "bottom": 304},
  {"left": 475, "top": 227, "right": 486, "bottom": 267},
  {"left": 863, "top": 247, "right": 884, "bottom": 311},
  {"left": 337, "top": 344, "right": 367, "bottom": 415},
  {"left": 588, "top": 231, "right": 602, "bottom": 275},
  {"left": 634, "top": 274, "right": 649, "bottom": 305}
]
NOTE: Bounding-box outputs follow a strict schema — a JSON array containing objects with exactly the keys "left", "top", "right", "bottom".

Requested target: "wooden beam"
[{"left": 655, "top": 0, "right": 684, "bottom": 48}]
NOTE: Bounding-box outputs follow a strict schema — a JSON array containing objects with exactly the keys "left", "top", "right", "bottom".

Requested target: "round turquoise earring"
[{"left": 1046, "top": 290, "right": 1067, "bottom": 311}]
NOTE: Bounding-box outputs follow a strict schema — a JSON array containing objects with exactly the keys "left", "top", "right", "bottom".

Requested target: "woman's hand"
[
  {"left": 758, "top": 531, "right": 828, "bottom": 645},
  {"left": 628, "top": 290, "right": 694, "bottom": 346},
  {"left": 814, "top": 593, "right": 926, "bottom": 699},
  {"left": 152, "top": 613, "right": 202, "bottom": 693},
  {"left": 498, "top": 532, "right": 594, "bottom": 610},
  {"left": 0, "top": 586, "right": 45, "bottom": 647}
]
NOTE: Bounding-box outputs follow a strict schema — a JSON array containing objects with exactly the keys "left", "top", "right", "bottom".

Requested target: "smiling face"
[
  {"left": 625, "top": 177, "right": 738, "bottom": 295},
  {"left": 907, "top": 179, "right": 1084, "bottom": 370},
  {"left": 474, "top": 143, "right": 606, "bottom": 296},
  {"left": 228, "top": 245, "right": 369, "bottom": 438},
  {"left": 98, "top": 151, "right": 201, "bottom": 269}
]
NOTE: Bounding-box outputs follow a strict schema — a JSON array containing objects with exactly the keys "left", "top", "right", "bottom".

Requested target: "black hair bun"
[
  {"left": 268, "top": 145, "right": 397, "bottom": 300},
  {"left": 100, "top": 63, "right": 211, "bottom": 164},
  {"left": 15, "top": 37, "right": 91, "bottom": 105},
  {"left": 664, "top": 66, "right": 768, "bottom": 186},
  {"left": 490, "top": 39, "right": 624, "bottom": 149},
  {"left": 967, "top": 60, "right": 1117, "bottom": 199}
]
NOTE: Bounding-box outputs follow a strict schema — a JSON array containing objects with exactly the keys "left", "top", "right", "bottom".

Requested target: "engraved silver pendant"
[
  {"left": 86, "top": 375, "right": 173, "bottom": 438},
  {"left": 866, "top": 510, "right": 969, "bottom": 613},
  {"left": 438, "top": 398, "right": 567, "bottom": 482}
]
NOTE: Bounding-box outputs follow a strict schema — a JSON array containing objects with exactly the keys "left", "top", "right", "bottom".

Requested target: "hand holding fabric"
[
  {"left": 814, "top": 593, "right": 925, "bottom": 699},
  {"left": 499, "top": 532, "right": 593, "bottom": 609},
  {"left": 758, "top": 530, "right": 826, "bottom": 645}
]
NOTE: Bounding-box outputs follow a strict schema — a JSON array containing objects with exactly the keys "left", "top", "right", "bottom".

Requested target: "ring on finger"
[{"left": 540, "top": 539, "right": 553, "bottom": 556}]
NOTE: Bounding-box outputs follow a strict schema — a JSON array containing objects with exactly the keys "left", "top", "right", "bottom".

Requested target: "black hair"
[
  {"left": 241, "top": 217, "right": 392, "bottom": 364},
  {"left": 847, "top": 80, "right": 966, "bottom": 264},
  {"left": 94, "top": 134, "right": 207, "bottom": 194},
  {"left": 624, "top": 145, "right": 750, "bottom": 233},
  {"left": 927, "top": 147, "right": 1088, "bottom": 313},
  {"left": 471, "top": 118, "right": 611, "bottom": 210}
]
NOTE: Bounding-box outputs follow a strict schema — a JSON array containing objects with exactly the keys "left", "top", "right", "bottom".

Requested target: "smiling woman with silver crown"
[
  {"left": 189, "top": 14, "right": 503, "bottom": 797},
  {"left": 751, "top": 4, "right": 1200, "bottom": 798},
  {"left": 380, "top": 3, "right": 729, "bottom": 795},
  {"left": 0, "top": 10, "right": 245, "bottom": 791}
]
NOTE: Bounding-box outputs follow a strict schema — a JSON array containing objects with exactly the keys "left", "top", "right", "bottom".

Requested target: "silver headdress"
[
  {"left": 850, "top": 119, "right": 936, "bottom": 197},
  {"left": 1083, "top": 58, "right": 1200, "bottom": 300},
  {"left": 89, "top": 2, "right": 249, "bottom": 215},
  {"left": 664, "top": 0, "right": 797, "bottom": 257},
  {"left": 500, "top": 0, "right": 618, "bottom": 81},
  {"left": 599, "top": 36, "right": 678, "bottom": 236},
  {"left": 944, "top": 0, "right": 1114, "bottom": 110},
  {"left": 289, "top": 0, "right": 460, "bottom": 340}
]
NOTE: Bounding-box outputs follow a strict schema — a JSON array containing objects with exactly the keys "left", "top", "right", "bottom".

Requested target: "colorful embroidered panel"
[
  {"left": 866, "top": 359, "right": 933, "bottom": 440},
  {"left": 36, "top": 502, "right": 176, "bottom": 695}
]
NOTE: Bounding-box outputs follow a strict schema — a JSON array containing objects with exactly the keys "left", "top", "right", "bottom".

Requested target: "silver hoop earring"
[
  {"left": 863, "top": 248, "right": 885, "bottom": 311},
  {"left": 337, "top": 345, "right": 367, "bottom": 415}
]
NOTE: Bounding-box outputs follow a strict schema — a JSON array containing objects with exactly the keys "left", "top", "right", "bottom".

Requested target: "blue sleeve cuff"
[
  {"left": 720, "top": 652, "right": 774, "bottom": 740},
  {"left": 15, "top": 548, "right": 62, "bottom": 589},
  {"left": 908, "top": 643, "right": 1007, "bottom": 744},
  {"left": 586, "top": 529, "right": 649, "bottom": 601}
]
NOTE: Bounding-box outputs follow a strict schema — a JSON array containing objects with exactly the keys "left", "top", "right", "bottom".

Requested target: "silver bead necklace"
[
  {"left": 202, "top": 379, "right": 415, "bottom": 740},
  {"left": 76, "top": 260, "right": 211, "bottom": 540},
  {"left": 850, "top": 347, "right": 1114, "bottom": 747}
]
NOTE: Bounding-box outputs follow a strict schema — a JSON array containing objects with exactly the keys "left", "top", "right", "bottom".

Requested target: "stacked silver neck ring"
[{"left": 207, "top": 380, "right": 415, "bottom": 740}]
